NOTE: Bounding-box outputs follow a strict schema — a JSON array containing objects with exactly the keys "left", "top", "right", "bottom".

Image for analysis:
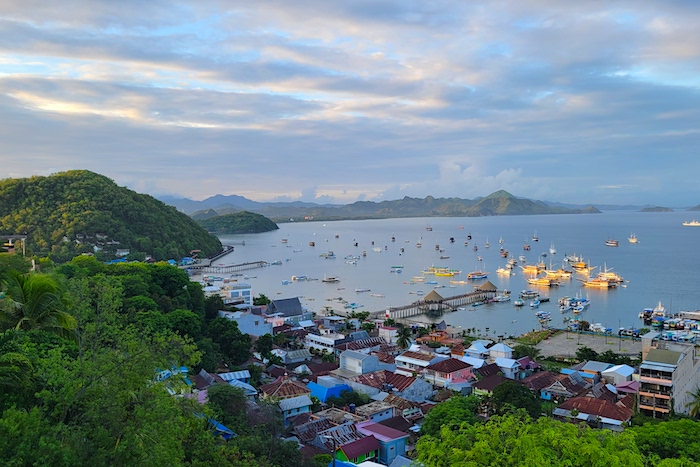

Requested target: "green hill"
[
  {"left": 196, "top": 211, "right": 279, "bottom": 234},
  {"left": 0, "top": 170, "right": 222, "bottom": 262}
]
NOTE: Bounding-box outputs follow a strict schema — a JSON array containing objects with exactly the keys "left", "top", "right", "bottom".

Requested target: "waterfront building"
[
  {"left": 638, "top": 334, "right": 700, "bottom": 417},
  {"left": 217, "top": 310, "right": 272, "bottom": 337},
  {"left": 394, "top": 350, "right": 447, "bottom": 377}
]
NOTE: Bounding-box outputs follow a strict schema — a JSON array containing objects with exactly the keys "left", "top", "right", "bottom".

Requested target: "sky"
[{"left": 1, "top": 1, "right": 699, "bottom": 207}]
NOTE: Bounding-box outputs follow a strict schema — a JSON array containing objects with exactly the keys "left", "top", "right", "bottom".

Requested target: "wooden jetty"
[
  {"left": 381, "top": 289, "right": 496, "bottom": 320},
  {"left": 184, "top": 260, "right": 267, "bottom": 275}
]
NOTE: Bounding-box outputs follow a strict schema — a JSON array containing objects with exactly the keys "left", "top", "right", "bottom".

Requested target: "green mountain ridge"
[
  {"left": 196, "top": 211, "right": 279, "bottom": 234},
  {"left": 0, "top": 170, "right": 222, "bottom": 262}
]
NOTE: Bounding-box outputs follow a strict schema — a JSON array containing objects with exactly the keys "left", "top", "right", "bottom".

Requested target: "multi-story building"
[{"left": 638, "top": 331, "right": 700, "bottom": 417}]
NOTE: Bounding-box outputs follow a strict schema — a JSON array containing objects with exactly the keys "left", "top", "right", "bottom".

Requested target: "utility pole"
[{"left": 618, "top": 319, "right": 622, "bottom": 351}]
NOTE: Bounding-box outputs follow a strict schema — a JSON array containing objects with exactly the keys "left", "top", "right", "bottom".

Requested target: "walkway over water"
[
  {"left": 184, "top": 261, "right": 268, "bottom": 275},
  {"left": 381, "top": 289, "right": 497, "bottom": 320}
]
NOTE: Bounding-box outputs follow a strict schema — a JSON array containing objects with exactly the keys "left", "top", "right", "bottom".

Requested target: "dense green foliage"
[
  {"left": 196, "top": 211, "right": 279, "bottom": 234},
  {"left": 0, "top": 171, "right": 222, "bottom": 262},
  {"left": 417, "top": 412, "right": 646, "bottom": 466},
  {"left": 420, "top": 395, "right": 481, "bottom": 437}
]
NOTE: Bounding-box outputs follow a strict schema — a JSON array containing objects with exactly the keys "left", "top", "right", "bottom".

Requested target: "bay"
[{"left": 213, "top": 211, "right": 700, "bottom": 339}]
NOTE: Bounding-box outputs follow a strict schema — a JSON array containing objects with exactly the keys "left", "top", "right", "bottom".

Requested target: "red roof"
[
  {"left": 357, "top": 422, "right": 409, "bottom": 441},
  {"left": 259, "top": 376, "right": 311, "bottom": 399},
  {"left": 350, "top": 370, "right": 417, "bottom": 392},
  {"left": 425, "top": 358, "right": 471, "bottom": 373},
  {"left": 473, "top": 374, "right": 507, "bottom": 392},
  {"left": 558, "top": 396, "right": 633, "bottom": 422},
  {"left": 340, "top": 435, "right": 380, "bottom": 461}
]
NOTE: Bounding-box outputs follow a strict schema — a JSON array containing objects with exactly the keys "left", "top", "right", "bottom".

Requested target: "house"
[
  {"left": 554, "top": 394, "right": 635, "bottom": 431},
  {"left": 378, "top": 326, "right": 399, "bottom": 344},
  {"left": 294, "top": 362, "right": 340, "bottom": 379},
  {"left": 322, "top": 315, "right": 347, "bottom": 333},
  {"left": 472, "top": 374, "right": 507, "bottom": 396},
  {"left": 422, "top": 358, "right": 475, "bottom": 388},
  {"left": 308, "top": 380, "right": 353, "bottom": 403},
  {"left": 377, "top": 393, "right": 424, "bottom": 421},
  {"left": 259, "top": 376, "right": 312, "bottom": 400},
  {"left": 356, "top": 421, "right": 410, "bottom": 465},
  {"left": 337, "top": 337, "right": 389, "bottom": 354},
  {"left": 522, "top": 371, "right": 590, "bottom": 401},
  {"left": 334, "top": 350, "right": 395, "bottom": 378},
  {"left": 221, "top": 282, "right": 253, "bottom": 306},
  {"left": 217, "top": 370, "right": 251, "bottom": 384},
  {"left": 601, "top": 364, "right": 635, "bottom": 386},
  {"left": 459, "top": 355, "right": 486, "bottom": 369},
  {"left": 516, "top": 356, "right": 541, "bottom": 379},
  {"left": 335, "top": 436, "right": 381, "bottom": 464},
  {"left": 217, "top": 310, "right": 272, "bottom": 337},
  {"left": 306, "top": 333, "right": 350, "bottom": 355},
  {"left": 488, "top": 342, "right": 513, "bottom": 361},
  {"left": 313, "top": 424, "right": 380, "bottom": 464},
  {"left": 266, "top": 297, "right": 313, "bottom": 325},
  {"left": 354, "top": 400, "right": 397, "bottom": 423},
  {"left": 465, "top": 340, "right": 491, "bottom": 360},
  {"left": 294, "top": 417, "right": 339, "bottom": 444},
  {"left": 494, "top": 357, "right": 520, "bottom": 380},
  {"left": 279, "top": 394, "right": 313, "bottom": 426},
  {"left": 571, "top": 360, "right": 615, "bottom": 385},
  {"left": 344, "top": 370, "right": 434, "bottom": 402},
  {"left": 394, "top": 350, "right": 447, "bottom": 377},
  {"left": 278, "top": 348, "right": 313, "bottom": 365}
]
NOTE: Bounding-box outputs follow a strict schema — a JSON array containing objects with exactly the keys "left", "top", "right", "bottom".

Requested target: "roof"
[
  {"left": 308, "top": 381, "right": 352, "bottom": 403},
  {"left": 396, "top": 351, "right": 435, "bottom": 363},
  {"left": 580, "top": 361, "right": 614, "bottom": 373},
  {"left": 266, "top": 364, "right": 295, "bottom": 379},
  {"left": 466, "top": 342, "right": 489, "bottom": 354},
  {"left": 389, "top": 455, "right": 414, "bottom": 467},
  {"left": 602, "top": 364, "right": 635, "bottom": 377},
  {"left": 350, "top": 330, "right": 372, "bottom": 341},
  {"left": 473, "top": 374, "right": 507, "bottom": 392},
  {"left": 489, "top": 343, "right": 513, "bottom": 353},
  {"left": 645, "top": 348, "right": 683, "bottom": 366},
  {"left": 315, "top": 407, "right": 364, "bottom": 424},
  {"left": 425, "top": 358, "right": 471, "bottom": 373},
  {"left": 459, "top": 355, "right": 486, "bottom": 368},
  {"left": 294, "top": 417, "right": 338, "bottom": 443},
  {"left": 378, "top": 416, "right": 413, "bottom": 433},
  {"left": 286, "top": 349, "right": 312, "bottom": 360},
  {"left": 306, "top": 362, "right": 340, "bottom": 374},
  {"left": 338, "top": 337, "right": 388, "bottom": 352},
  {"left": 615, "top": 380, "right": 640, "bottom": 393},
  {"left": 522, "top": 371, "right": 560, "bottom": 391},
  {"left": 558, "top": 396, "right": 634, "bottom": 422},
  {"left": 476, "top": 363, "right": 501, "bottom": 378},
  {"left": 267, "top": 297, "right": 304, "bottom": 317},
  {"left": 217, "top": 370, "right": 251, "bottom": 381},
  {"left": 354, "top": 400, "right": 394, "bottom": 418},
  {"left": 356, "top": 421, "right": 409, "bottom": 441},
  {"left": 495, "top": 357, "right": 519, "bottom": 369},
  {"left": 279, "top": 394, "right": 313, "bottom": 412},
  {"left": 475, "top": 280, "right": 497, "bottom": 291},
  {"left": 349, "top": 370, "right": 418, "bottom": 392},
  {"left": 227, "top": 379, "right": 258, "bottom": 396},
  {"left": 340, "top": 435, "right": 381, "bottom": 461},
  {"left": 259, "top": 376, "right": 311, "bottom": 399},
  {"left": 382, "top": 393, "right": 421, "bottom": 411},
  {"left": 342, "top": 350, "right": 372, "bottom": 361},
  {"left": 423, "top": 290, "right": 444, "bottom": 302}
]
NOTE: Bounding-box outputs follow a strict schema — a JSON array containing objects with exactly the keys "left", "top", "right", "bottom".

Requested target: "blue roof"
[
  {"left": 328, "top": 461, "right": 356, "bottom": 467},
  {"left": 308, "top": 381, "right": 352, "bottom": 403}
]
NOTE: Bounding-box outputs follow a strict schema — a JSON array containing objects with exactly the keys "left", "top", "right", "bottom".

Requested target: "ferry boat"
[{"left": 683, "top": 220, "right": 700, "bottom": 226}]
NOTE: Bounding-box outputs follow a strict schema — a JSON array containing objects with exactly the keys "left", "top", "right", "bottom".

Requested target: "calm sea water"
[{"left": 214, "top": 211, "right": 700, "bottom": 338}]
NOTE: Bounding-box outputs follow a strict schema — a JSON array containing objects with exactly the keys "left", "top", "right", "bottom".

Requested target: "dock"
[
  {"left": 184, "top": 260, "right": 268, "bottom": 275},
  {"left": 381, "top": 290, "right": 496, "bottom": 320}
]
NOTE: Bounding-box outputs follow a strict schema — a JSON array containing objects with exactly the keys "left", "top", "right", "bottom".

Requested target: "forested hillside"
[
  {"left": 196, "top": 211, "right": 279, "bottom": 234},
  {"left": 0, "top": 171, "right": 222, "bottom": 262}
]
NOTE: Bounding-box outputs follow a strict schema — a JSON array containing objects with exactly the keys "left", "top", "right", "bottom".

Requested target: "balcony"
[
  {"left": 639, "top": 404, "right": 670, "bottom": 414},
  {"left": 639, "top": 388, "right": 672, "bottom": 399}
]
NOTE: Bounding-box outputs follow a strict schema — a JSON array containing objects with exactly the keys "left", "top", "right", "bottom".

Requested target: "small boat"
[
  {"left": 473, "top": 245, "right": 478, "bottom": 251},
  {"left": 355, "top": 288, "right": 371, "bottom": 293},
  {"left": 426, "top": 225, "right": 433, "bottom": 231},
  {"left": 281, "top": 238, "right": 288, "bottom": 243},
  {"left": 523, "top": 244, "right": 531, "bottom": 251},
  {"left": 532, "top": 231, "right": 539, "bottom": 242},
  {"left": 477, "top": 256, "right": 483, "bottom": 261},
  {"left": 514, "top": 299, "right": 525, "bottom": 307},
  {"left": 467, "top": 270, "right": 489, "bottom": 280},
  {"left": 605, "top": 238, "right": 619, "bottom": 247},
  {"left": 309, "top": 241, "right": 315, "bottom": 247},
  {"left": 519, "top": 290, "right": 540, "bottom": 298},
  {"left": 549, "top": 242, "right": 556, "bottom": 255},
  {"left": 628, "top": 233, "right": 639, "bottom": 243},
  {"left": 439, "top": 255, "right": 450, "bottom": 259},
  {"left": 530, "top": 299, "right": 541, "bottom": 308},
  {"left": 485, "top": 238, "right": 490, "bottom": 249},
  {"left": 322, "top": 276, "right": 340, "bottom": 283},
  {"left": 370, "top": 293, "right": 385, "bottom": 298},
  {"left": 683, "top": 220, "right": 700, "bottom": 226},
  {"left": 496, "top": 267, "right": 513, "bottom": 275},
  {"left": 499, "top": 236, "right": 504, "bottom": 245}
]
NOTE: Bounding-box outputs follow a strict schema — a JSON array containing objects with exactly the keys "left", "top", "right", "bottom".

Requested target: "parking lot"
[{"left": 535, "top": 331, "right": 643, "bottom": 359}]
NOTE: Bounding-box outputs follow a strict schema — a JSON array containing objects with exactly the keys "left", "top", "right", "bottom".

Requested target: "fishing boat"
[
  {"left": 578, "top": 277, "right": 614, "bottom": 288},
  {"left": 467, "top": 270, "right": 489, "bottom": 280},
  {"left": 519, "top": 290, "right": 540, "bottom": 298},
  {"left": 355, "top": 288, "right": 371, "bottom": 293},
  {"left": 496, "top": 267, "right": 513, "bottom": 275},
  {"left": 605, "top": 238, "right": 619, "bottom": 247},
  {"left": 683, "top": 220, "right": 700, "bottom": 226},
  {"left": 370, "top": 293, "right": 385, "bottom": 298},
  {"left": 628, "top": 233, "right": 639, "bottom": 243},
  {"left": 322, "top": 276, "right": 340, "bottom": 283},
  {"left": 425, "top": 224, "right": 433, "bottom": 231},
  {"left": 523, "top": 243, "right": 531, "bottom": 251},
  {"left": 530, "top": 299, "right": 541, "bottom": 308},
  {"left": 549, "top": 242, "right": 556, "bottom": 255},
  {"left": 499, "top": 236, "right": 504, "bottom": 245},
  {"left": 532, "top": 231, "right": 539, "bottom": 242}
]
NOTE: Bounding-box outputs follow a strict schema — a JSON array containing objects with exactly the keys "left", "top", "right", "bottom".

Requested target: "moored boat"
[
  {"left": 683, "top": 220, "right": 700, "bottom": 226},
  {"left": 605, "top": 238, "right": 619, "bottom": 247},
  {"left": 628, "top": 233, "right": 639, "bottom": 243}
]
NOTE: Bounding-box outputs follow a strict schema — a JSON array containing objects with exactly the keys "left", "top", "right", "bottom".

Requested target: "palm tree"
[
  {"left": 396, "top": 326, "right": 412, "bottom": 349},
  {"left": 0, "top": 270, "right": 77, "bottom": 339},
  {"left": 685, "top": 386, "right": 700, "bottom": 418}
]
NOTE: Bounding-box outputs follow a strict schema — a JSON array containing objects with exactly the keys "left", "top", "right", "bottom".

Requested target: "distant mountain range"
[{"left": 160, "top": 190, "right": 609, "bottom": 222}]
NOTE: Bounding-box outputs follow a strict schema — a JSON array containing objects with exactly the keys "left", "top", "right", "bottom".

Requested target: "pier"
[
  {"left": 184, "top": 260, "right": 268, "bottom": 275},
  {"left": 381, "top": 290, "right": 496, "bottom": 320}
]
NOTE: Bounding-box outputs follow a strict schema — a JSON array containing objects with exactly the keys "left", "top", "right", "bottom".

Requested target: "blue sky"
[{"left": 1, "top": 1, "right": 699, "bottom": 206}]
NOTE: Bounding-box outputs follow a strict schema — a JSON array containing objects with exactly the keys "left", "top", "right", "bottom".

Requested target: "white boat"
[
  {"left": 514, "top": 299, "right": 525, "bottom": 307},
  {"left": 683, "top": 220, "right": 700, "bottom": 226},
  {"left": 496, "top": 267, "right": 513, "bottom": 276},
  {"left": 499, "top": 236, "right": 504, "bottom": 245},
  {"left": 467, "top": 270, "right": 489, "bottom": 280},
  {"left": 605, "top": 238, "right": 619, "bottom": 247},
  {"left": 532, "top": 231, "right": 539, "bottom": 242},
  {"left": 485, "top": 238, "right": 490, "bottom": 248},
  {"left": 322, "top": 276, "right": 340, "bottom": 283},
  {"left": 628, "top": 233, "right": 639, "bottom": 243},
  {"left": 549, "top": 242, "right": 556, "bottom": 255},
  {"left": 355, "top": 288, "right": 371, "bottom": 293}
]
